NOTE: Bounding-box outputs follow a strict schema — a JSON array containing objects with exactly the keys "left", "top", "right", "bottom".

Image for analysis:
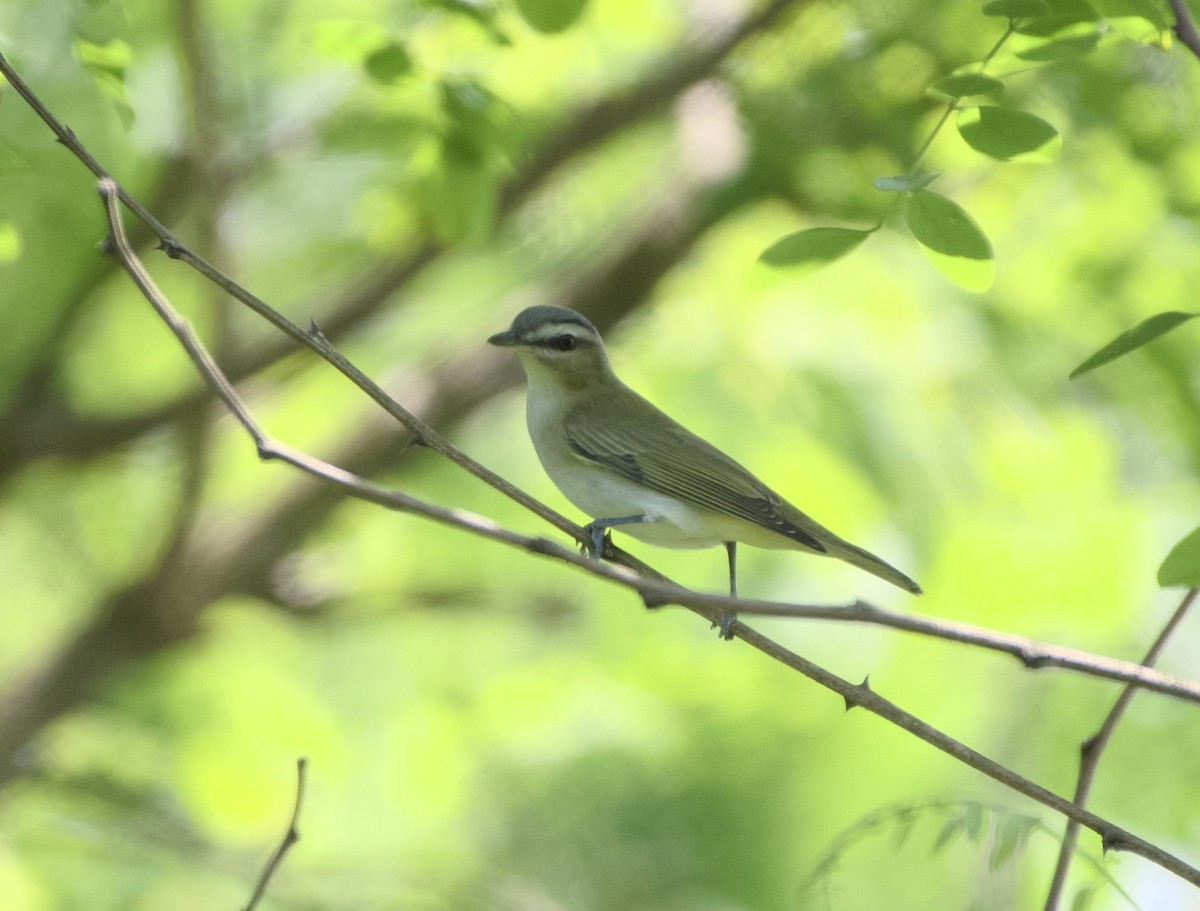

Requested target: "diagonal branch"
[
  {"left": 242, "top": 757, "right": 307, "bottom": 911},
  {"left": 656, "top": 594, "right": 1200, "bottom": 705},
  {"left": 96, "top": 177, "right": 1200, "bottom": 889},
  {"left": 1170, "top": 0, "right": 1200, "bottom": 60},
  {"left": 1041, "top": 588, "right": 1199, "bottom": 910}
]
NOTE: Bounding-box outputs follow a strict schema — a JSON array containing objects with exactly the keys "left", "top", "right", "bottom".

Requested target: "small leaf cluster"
[
  {"left": 800, "top": 799, "right": 1137, "bottom": 911},
  {"left": 1068, "top": 281, "right": 1199, "bottom": 591},
  {"left": 759, "top": 0, "right": 1169, "bottom": 291}
]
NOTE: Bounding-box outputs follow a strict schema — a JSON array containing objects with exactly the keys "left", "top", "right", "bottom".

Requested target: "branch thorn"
[
  {"left": 641, "top": 590, "right": 669, "bottom": 610},
  {"left": 844, "top": 675, "right": 871, "bottom": 712}
]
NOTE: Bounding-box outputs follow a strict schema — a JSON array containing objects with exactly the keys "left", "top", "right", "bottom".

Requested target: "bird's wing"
[{"left": 563, "top": 414, "right": 826, "bottom": 552}]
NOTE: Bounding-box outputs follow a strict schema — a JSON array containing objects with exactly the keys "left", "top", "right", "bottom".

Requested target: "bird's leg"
[
  {"left": 718, "top": 541, "right": 738, "bottom": 640},
  {"left": 582, "top": 515, "right": 645, "bottom": 559}
]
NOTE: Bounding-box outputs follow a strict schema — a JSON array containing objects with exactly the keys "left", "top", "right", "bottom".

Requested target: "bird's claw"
[
  {"left": 581, "top": 523, "right": 607, "bottom": 559},
  {"left": 715, "top": 612, "right": 736, "bottom": 641}
]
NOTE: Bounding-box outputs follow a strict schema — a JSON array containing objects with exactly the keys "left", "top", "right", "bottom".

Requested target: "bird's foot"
[
  {"left": 581, "top": 522, "right": 607, "bottom": 559},
  {"left": 714, "top": 612, "right": 737, "bottom": 641}
]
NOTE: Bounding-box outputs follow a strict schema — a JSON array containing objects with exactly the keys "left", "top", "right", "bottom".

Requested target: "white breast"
[{"left": 521, "top": 363, "right": 735, "bottom": 550}]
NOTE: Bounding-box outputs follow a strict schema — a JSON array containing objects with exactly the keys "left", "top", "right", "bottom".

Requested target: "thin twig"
[
  {"left": 96, "top": 179, "right": 1200, "bottom": 889},
  {"left": 657, "top": 593, "right": 1200, "bottom": 705},
  {"left": 242, "top": 757, "right": 308, "bottom": 911},
  {"left": 1042, "top": 588, "right": 1200, "bottom": 911},
  {"left": 1170, "top": 0, "right": 1200, "bottom": 60}
]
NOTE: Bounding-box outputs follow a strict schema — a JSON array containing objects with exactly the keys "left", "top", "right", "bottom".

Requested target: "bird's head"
[{"left": 488, "top": 305, "right": 613, "bottom": 389}]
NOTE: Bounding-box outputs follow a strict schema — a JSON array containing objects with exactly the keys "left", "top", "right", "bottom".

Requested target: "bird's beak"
[{"left": 487, "top": 329, "right": 519, "bottom": 347}]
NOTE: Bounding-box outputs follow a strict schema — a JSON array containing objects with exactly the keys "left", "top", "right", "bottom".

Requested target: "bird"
[{"left": 488, "top": 305, "right": 920, "bottom": 636}]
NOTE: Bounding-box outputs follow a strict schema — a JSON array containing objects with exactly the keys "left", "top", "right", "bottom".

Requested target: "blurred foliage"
[{"left": 1, "top": 0, "right": 1200, "bottom": 910}]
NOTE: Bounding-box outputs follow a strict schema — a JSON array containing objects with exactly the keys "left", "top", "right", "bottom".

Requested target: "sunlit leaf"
[
  {"left": 73, "top": 39, "right": 134, "bottom": 125},
  {"left": 515, "top": 0, "right": 589, "bottom": 33},
  {"left": 903, "top": 191, "right": 994, "bottom": 291},
  {"left": 1158, "top": 526, "right": 1200, "bottom": 588},
  {"left": 872, "top": 172, "right": 940, "bottom": 192},
  {"left": 983, "top": 0, "right": 1050, "bottom": 17},
  {"left": 1014, "top": 0, "right": 1101, "bottom": 36},
  {"left": 928, "top": 73, "right": 1005, "bottom": 100},
  {"left": 1090, "top": 0, "right": 1168, "bottom": 29},
  {"left": 758, "top": 227, "right": 872, "bottom": 271},
  {"left": 0, "top": 222, "right": 20, "bottom": 263},
  {"left": 426, "top": 0, "right": 511, "bottom": 44},
  {"left": 1069, "top": 311, "right": 1197, "bottom": 378},
  {"left": 363, "top": 41, "right": 412, "bottom": 84},
  {"left": 1015, "top": 31, "right": 1101, "bottom": 60},
  {"left": 957, "top": 106, "right": 1061, "bottom": 162}
]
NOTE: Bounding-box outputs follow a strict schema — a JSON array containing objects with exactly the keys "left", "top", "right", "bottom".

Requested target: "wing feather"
[{"left": 564, "top": 417, "right": 826, "bottom": 552}]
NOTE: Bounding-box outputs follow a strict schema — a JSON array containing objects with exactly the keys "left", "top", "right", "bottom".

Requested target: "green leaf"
[
  {"left": 989, "top": 815, "right": 1033, "bottom": 870},
  {"left": 1090, "top": 0, "right": 1168, "bottom": 29},
  {"left": 758, "top": 227, "right": 872, "bottom": 271},
  {"left": 892, "top": 810, "right": 916, "bottom": 848},
  {"left": 983, "top": 0, "right": 1051, "bottom": 17},
  {"left": 957, "top": 106, "right": 1061, "bottom": 162},
  {"left": 73, "top": 39, "right": 135, "bottom": 125},
  {"left": 0, "top": 222, "right": 20, "bottom": 264},
  {"left": 903, "top": 191, "right": 994, "bottom": 291},
  {"left": 1015, "top": 31, "right": 1101, "bottom": 60},
  {"left": 1158, "top": 526, "right": 1200, "bottom": 588},
  {"left": 928, "top": 73, "right": 1005, "bottom": 100},
  {"left": 932, "top": 816, "right": 963, "bottom": 853},
  {"left": 1069, "top": 311, "right": 1197, "bottom": 378},
  {"left": 1013, "top": 0, "right": 1101, "bottom": 36},
  {"left": 872, "top": 172, "right": 941, "bottom": 192},
  {"left": 363, "top": 42, "right": 412, "bottom": 84},
  {"left": 964, "top": 803, "right": 986, "bottom": 841},
  {"left": 514, "top": 0, "right": 589, "bottom": 33},
  {"left": 426, "top": 0, "right": 511, "bottom": 44}
]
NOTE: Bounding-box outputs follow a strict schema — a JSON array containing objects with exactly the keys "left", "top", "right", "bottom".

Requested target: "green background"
[{"left": 1, "top": 0, "right": 1198, "bottom": 908}]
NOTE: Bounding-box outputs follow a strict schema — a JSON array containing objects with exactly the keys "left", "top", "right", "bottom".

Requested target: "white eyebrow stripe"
[{"left": 527, "top": 323, "right": 594, "bottom": 344}]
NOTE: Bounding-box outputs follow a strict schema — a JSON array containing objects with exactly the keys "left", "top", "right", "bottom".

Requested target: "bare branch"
[
  {"left": 1041, "top": 588, "right": 1200, "bottom": 910},
  {"left": 1170, "top": 0, "right": 1200, "bottom": 60},
  {"left": 242, "top": 757, "right": 307, "bottom": 911},
  {"left": 659, "top": 593, "right": 1200, "bottom": 705}
]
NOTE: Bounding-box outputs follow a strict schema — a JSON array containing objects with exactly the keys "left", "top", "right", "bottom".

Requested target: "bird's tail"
[{"left": 830, "top": 539, "right": 922, "bottom": 595}]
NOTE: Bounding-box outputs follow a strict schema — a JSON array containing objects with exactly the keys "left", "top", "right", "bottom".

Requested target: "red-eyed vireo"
[{"left": 489, "top": 306, "right": 920, "bottom": 633}]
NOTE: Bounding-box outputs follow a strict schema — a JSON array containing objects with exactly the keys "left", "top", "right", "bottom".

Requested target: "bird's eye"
[{"left": 550, "top": 334, "right": 577, "bottom": 351}]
